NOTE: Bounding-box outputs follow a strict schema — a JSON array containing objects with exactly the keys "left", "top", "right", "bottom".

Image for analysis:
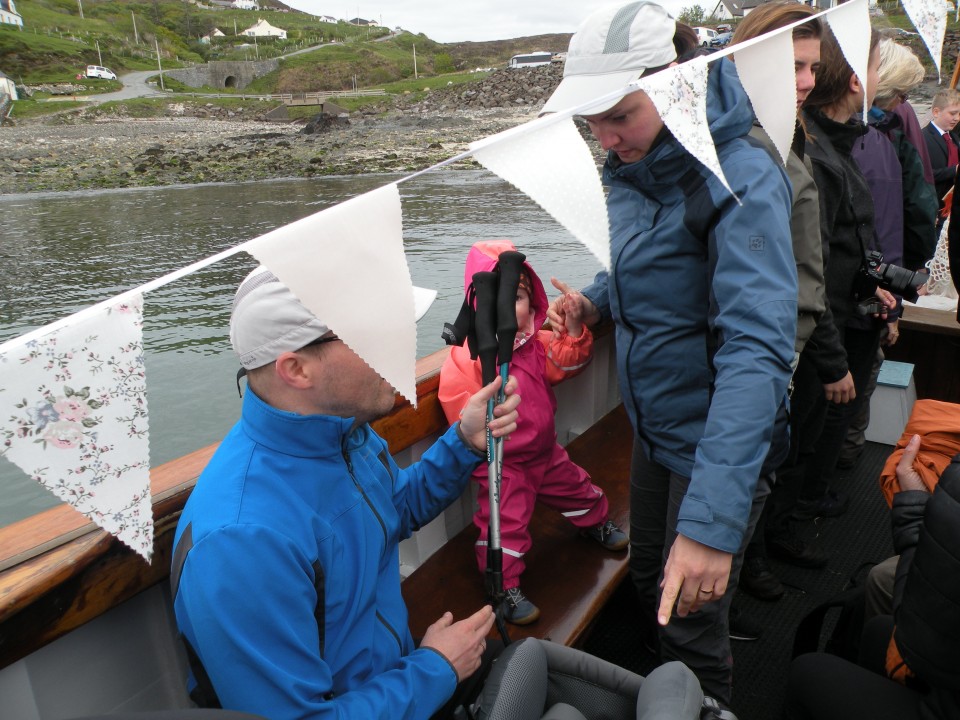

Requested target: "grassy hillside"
[{"left": 1, "top": 0, "right": 572, "bottom": 92}]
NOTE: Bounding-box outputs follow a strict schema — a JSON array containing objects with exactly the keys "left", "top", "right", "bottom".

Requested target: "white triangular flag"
[
  {"left": 245, "top": 183, "right": 422, "bottom": 406},
  {"left": 638, "top": 58, "right": 736, "bottom": 199},
  {"left": 825, "top": 0, "right": 872, "bottom": 118},
  {"left": 0, "top": 296, "right": 153, "bottom": 561},
  {"left": 734, "top": 28, "right": 797, "bottom": 166},
  {"left": 900, "top": 0, "right": 950, "bottom": 80},
  {"left": 471, "top": 118, "right": 611, "bottom": 271}
]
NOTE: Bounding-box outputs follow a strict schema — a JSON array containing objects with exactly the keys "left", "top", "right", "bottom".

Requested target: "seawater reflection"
[{"left": 0, "top": 171, "right": 602, "bottom": 527}]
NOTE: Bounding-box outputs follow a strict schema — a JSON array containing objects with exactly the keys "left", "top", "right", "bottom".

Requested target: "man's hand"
[
  {"left": 421, "top": 605, "right": 495, "bottom": 682},
  {"left": 896, "top": 434, "right": 929, "bottom": 493},
  {"left": 658, "top": 534, "right": 733, "bottom": 625},
  {"left": 458, "top": 375, "right": 520, "bottom": 454},
  {"left": 547, "top": 278, "right": 601, "bottom": 334},
  {"left": 824, "top": 371, "right": 856, "bottom": 404}
]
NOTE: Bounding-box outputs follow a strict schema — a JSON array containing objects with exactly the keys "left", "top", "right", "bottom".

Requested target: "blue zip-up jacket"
[
  {"left": 582, "top": 59, "right": 797, "bottom": 553},
  {"left": 171, "top": 388, "right": 483, "bottom": 719}
]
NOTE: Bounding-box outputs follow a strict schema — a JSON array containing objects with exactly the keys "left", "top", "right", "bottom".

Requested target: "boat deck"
[{"left": 582, "top": 440, "right": 896, "bottom": 720}]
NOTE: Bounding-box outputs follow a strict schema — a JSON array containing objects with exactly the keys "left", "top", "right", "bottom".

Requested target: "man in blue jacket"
[
  {"left": 545, "top": 1, "right": 796, "bottom": 707},
  {"left": 171, "top": 266, "right": 520, "bottom": 719}
]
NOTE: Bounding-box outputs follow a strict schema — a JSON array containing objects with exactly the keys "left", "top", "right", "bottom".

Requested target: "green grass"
[{"left": 9, "top": 97, "right": 88, "bottom": 119}]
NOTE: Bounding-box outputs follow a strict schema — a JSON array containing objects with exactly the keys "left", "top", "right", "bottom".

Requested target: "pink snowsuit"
[{"left": 438, "top": 240, "right": 609, "bottom": 590}]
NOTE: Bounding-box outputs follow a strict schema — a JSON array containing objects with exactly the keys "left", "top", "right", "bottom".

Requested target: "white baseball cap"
[
  {"left": 230, "top": 266, "right": 435, "bottom": 370},
  {"left": 542, "top": 1, "right": 677, "bottom": 116}
]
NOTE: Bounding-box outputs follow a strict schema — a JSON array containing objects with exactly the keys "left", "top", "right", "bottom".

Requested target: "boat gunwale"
[{"left": 0, "top": 345, "right": 453, "bottom": 667}]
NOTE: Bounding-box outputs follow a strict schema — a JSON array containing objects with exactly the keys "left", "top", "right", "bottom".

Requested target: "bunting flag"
[
  {"left": 901, "top": 0, "right": 951, "bottom": 80},
  {"left": 471, "top": 117, "right": 611, "bottom": 271},
  {"left": 0, "top": 296, "right": 153, "bottom": 561},
  {"left": 733, "top": 28, "right": 797, "bottom": 167},
  {"left": 244, "top": 183, "right": 421, "bottom": 406},
  {"left": 638, "top": 56, "right": 736, "bottom": 200},
  {"left": 1, "top": 0, "right": 946, "bottom": 563},
  {"left": 824, "top": 0, "right": 872, "bottom": 119}
]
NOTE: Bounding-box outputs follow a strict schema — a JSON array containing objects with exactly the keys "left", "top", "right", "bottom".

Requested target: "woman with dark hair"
[{"left": 789, "top": 28, "right": 897, "bottom": 538}]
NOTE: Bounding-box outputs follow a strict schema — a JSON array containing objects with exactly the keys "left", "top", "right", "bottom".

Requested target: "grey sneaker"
[
  {"left": 502, "top": 587, "right": 540, "bottom": 625},
  {"left": 583, "top": 519, "right": 629, "bottom": 551}
]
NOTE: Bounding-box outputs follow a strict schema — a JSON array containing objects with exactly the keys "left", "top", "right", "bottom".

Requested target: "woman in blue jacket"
[{"left": 545, "top": 1, "right": 797, "bottom": 707}]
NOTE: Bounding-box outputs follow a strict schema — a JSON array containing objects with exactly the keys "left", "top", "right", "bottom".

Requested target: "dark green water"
[{"left": 0, "top": 171, "right": 602, "bottom": 527}]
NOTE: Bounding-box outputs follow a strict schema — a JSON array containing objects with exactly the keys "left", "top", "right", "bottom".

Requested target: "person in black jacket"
[
  {"left": 922, "top": 88, "right": 960, "bottom": 232},
  {"left": 784, "top": 436, "right": 960, "bottom": 720}
]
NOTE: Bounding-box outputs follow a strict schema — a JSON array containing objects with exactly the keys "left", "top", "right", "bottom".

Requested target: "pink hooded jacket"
[{"left": 438, "top": 240, "right": 593, "bottom": 457}]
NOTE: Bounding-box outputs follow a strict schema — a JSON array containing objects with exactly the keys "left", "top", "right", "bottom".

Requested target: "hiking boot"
[
  {"left": 738, "top": 556, "right": 785, "bottom": 601},
  {"left": 502, "top": 587, "right": 540, "bottom": 625},
  {"left": 582, "top": 519, "right": 629, "bottom": 551},
  {"left": 794, "top": 490, "right": 850, "bottom": 520},
  {"left": 766, "top": 531, "right": 828, "bottom": 568},
  {"left": 728, "top": 603, "right": 762, "bottom": 642}
]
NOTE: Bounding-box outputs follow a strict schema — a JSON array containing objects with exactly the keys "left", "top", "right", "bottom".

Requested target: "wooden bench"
[
  {"left": 888, "top": 304, "right": 960, "bottom": 404},
  {"left": 402, "top": 404, "right": 633, "bottom": 648}
]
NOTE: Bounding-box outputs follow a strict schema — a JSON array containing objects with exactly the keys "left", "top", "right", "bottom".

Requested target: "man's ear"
[{"left": 274, "top": 351, "right": 314, "bottom": 389}]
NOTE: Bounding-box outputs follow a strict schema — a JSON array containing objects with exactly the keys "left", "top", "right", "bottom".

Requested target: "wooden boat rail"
[
  {"left": 0, "top": 322, "right": 625, "bottom": 670},
  {"left": 0, "top": 348, "right": 450, "bottom": 669}
]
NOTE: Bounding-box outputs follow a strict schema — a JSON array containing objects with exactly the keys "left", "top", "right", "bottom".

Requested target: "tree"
[{"left": 678, "top": 5, "right": 706, "bottom": 25}]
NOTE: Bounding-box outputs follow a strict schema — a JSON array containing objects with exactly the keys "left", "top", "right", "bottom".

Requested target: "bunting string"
[{"left": 0, "top": 0, "right": 943, "bottom": 562}]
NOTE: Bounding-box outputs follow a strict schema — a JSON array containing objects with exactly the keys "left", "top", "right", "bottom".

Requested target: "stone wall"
[{"left": 165, "top": 59, "right": 280, "bottom": 90}]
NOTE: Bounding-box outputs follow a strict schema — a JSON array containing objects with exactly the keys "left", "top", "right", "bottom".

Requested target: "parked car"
[
  {"left": 716, "top": 23, "right": 733, "bottom": 34},
  {"left": 710, "top": 31, "right": 733, "bottom": 48},
  {"left": 85, "top": 65, "right": 117, "bottom": 80},
  {"left": 692, "top": 26, "right": 718, "bottom": 47}
]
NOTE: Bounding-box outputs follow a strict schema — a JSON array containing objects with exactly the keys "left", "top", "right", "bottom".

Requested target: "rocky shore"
[
  {"left": 0, "top": 63, "right": 942, "bottom": 196},
  {"left": 0, "top": 66, "right": 567, "bottom": 195}
]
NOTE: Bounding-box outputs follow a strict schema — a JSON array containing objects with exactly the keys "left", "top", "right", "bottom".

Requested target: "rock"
[{"left": 300, "top": 112, "right": 351, "bottom": 135}]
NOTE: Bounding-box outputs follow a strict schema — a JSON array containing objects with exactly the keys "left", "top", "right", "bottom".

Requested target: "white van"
[
  {"left": 86, "top": 65, "right": 117, "bottom": 80},
  {"left": 692, "top": 27, "right": 717, "bottom": 47}
]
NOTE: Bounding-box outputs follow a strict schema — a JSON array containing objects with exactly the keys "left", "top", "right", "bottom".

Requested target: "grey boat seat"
[{"left": 471, "top": 637, "right": 738, "bottom": 720}]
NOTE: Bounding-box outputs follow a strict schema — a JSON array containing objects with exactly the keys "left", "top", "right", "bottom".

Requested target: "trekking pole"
[
  {"left": 492, "top": 251, "right": 525, "bottom": 483},
  {"left": 471, "top": 270, "right": 511, "bottom": 645}
]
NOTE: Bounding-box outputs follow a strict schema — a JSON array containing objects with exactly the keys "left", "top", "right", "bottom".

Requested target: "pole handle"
[
  {"left": 495, "top": 251, "right": 525, "bottom": 364},
  {"left": 472, "top": 271, "right": 499, "bottom": 386}
]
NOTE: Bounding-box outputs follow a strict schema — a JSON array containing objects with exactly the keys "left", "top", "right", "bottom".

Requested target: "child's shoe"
[
  {"left": 501, "top": 587, "right": 540, "bottom": 625},
  {"left": 583, "top": 519, "right": 628, "bottom": 551}
]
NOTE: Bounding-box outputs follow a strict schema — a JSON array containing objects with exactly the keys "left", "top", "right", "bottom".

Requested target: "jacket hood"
[
  {"left": 462, "top": 240, "right": 547, "bottom": 339},
  {"left": 608, "top": 58, "right": 756, "bottom": 174}
]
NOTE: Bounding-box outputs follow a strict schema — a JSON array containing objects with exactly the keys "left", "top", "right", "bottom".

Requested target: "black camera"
[{"left": 853, "top": 250, "right": 928, "bottom": 303}]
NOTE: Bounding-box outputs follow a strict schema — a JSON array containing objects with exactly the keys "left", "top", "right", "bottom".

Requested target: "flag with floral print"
[
  {"left": 901, "top": 0, "right": 950, "bottom": 79},
  {"left": 638, "top": 56, "right": 735, "bottom": 200},
  {"left": 0, "top": 296, "right": 153, "bottom": 561}
]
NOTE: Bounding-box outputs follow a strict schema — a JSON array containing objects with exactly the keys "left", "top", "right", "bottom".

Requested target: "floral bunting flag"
[
  {"left": 245, "top": 183, "right": 421, "bottom": 406},
  {"left": 900, "top": 0, "right": 950, "bottom": 79},
  {"left": 733, "top": 29, "right": 797, "bottom": 167},
  {"left": 638, "top": 57, "right": 735, "bottom": 200},
  {"left": 470, "top": 118, "right": 611, "bottom": 271},
  {"left": 825, "top": 0, "right": 872, "bottom": 118},
  {"left": 0, "top": 296, "right": 153, "bottom": 561}
]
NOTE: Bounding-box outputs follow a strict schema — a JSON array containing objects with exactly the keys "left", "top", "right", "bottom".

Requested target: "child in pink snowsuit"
[{"left": 439, "top": 240, "right": 627, "bottom": 625}]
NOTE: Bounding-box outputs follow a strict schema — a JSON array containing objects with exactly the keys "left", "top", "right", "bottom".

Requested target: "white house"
[
  {"left": 1, "top": 0, "right": 23, "bottom": 28},
  {"left": 319, "top": 15, "right": 338, "bottom": 23},
  {"left": 232, "top": 0, "right": 259, "bottom": 10},
  {"left": 241, "top": 18, "right": 287, "bottom": 39},
  {"left": 0, "top": 70, "right": 17, "bottom": 101},
  {"left": 200, "top": 28, "right": 225, "bottom": 44}
]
